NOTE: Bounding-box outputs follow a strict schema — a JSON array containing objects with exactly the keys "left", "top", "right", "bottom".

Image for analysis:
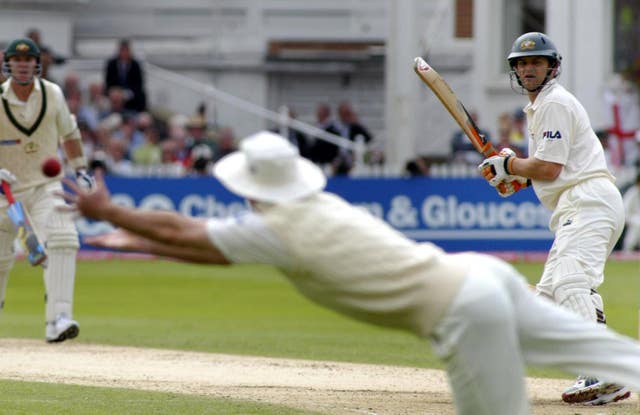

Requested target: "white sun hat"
[{"left": 213, "top": 131, "right": 326, "bottom": 203}]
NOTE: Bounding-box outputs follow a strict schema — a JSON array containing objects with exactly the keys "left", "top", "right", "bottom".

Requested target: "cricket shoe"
[
  {"left": 583, "top": 385, "right": 631, "bottom": 406},
  {"left": 46, "top": 314, "right": 79, "bottom": 343},
  {"left": 562, "top": 376, "right": 629, "bottom": 404}
]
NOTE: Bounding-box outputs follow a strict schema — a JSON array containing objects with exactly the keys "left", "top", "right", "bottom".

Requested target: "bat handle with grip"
[{"left": 1, "top": 181, "right": 15, "bottom": 204}]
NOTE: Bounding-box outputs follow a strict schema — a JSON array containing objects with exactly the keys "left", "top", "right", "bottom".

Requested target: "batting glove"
[
  {"left": 76, "top": 168, "right": 96, "bottom": 191},
  {"left": 478, "top": 148, "right": 516, "bottom": 187},
  {"left": 496, "top": 176, "right": 530, "bottom": 198},
  {"left": 0, "top": 168, "right": 17, "bottom": 185}
]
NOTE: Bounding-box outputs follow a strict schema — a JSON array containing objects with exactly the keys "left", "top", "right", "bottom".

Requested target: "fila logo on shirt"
[{"left": 542, "top": 130, "right": 562, "bottom": 140}]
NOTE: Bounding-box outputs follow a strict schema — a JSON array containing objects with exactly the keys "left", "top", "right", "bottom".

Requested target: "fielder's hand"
[
  {"left": 76, "top": 168, "right": 96, "bottom": 191},
  {"left": 478, "top": 148, "right": 516, "bottom": 187},
  {"left": 0, "top": 168, "right": 17, "bottom": 185}
]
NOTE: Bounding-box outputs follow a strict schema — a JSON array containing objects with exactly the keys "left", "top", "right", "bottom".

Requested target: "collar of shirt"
[
  {"left": 1, "top": 77, "right": 42, "bottom": 106},
  {"left": 525, "top": 79, "right": 558, "bottom": 113}
]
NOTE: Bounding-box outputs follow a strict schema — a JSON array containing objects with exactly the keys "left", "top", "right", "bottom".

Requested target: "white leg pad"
[
  {"left": 0, "top": 228, "right": 16, "bottom": 315},
  {"left": 551, "top": 259, "right": 597, "bottom": 322},
  {"left": 43, "top": 218, "right": 79, "bottom": 323},
  {"left": 0, "top": 250, "right": 14, "bottom": 315}
]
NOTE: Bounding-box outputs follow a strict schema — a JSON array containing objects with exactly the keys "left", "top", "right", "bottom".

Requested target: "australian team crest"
[
  {"left": 16, "top": 42, "right": 31, "bottom": 52},
  {"left": 520, "top": 40, "right": 536, "bottom": 50}
]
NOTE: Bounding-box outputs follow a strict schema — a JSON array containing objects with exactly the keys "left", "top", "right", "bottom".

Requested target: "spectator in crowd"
[
  {"left": 165, "top": 114, "right": 191, "bottom": 165},
  {"left": 185, "top": 115, "right": 213, "bottom": 152},
  {"left": 105, "top": 86, "right": 130, "bottom": 117},
  {"left": 78, "top": 120, "right": 99, "bottom": 164},
  {"left": 309, "top": 102, "right": 341, "bottom": 166},
  {"left": 77, "top": 81, "right": 110, "bottom": 131},
  {"left": 25, "top": 28, "right": 65, "bottom": 65},
  {"left": 62, "top": 72, "right": 82, "bottom": 100},
  {"left": 132, "top": 126, "right": 162, "bottom": 166},
  {"left": 333, "top": 101, "right": 373, "bottom": 175},
  {"left": 509, "top": 109, "right": 528, "bottom": 156},
  {"left": 495, "top": 112, "right": 524, "bottom": 157},
  {"left": 188, "top": 144, "right": 214, "bottom": 176},
  {"left": 128, "top": 111, "right": 154, "bottom": 152},
  {"left": 110, "top": 113, "right": 141, "bottom": 158},
  {"left": 404, "top": 156, "right": 430, "bottom": 177},
  {"left": 622, "top": 173, "right": 640, "bottom": 252},
  {"left": 273, "top": 107, "right": 310, "bottom": 159},
  {"left": 212, "top": 127, "right": 238, "bottom": 162},
  {"left": 103, "top": 137, "right": 134, "bottom": 176},
  {"left": 104, "top": 39, "right": 147, "bottom": 112},
  {"left": 159, "top": 139, "right": 186, "bottom": 176},
  {"left": 450, "top": 110, "right": 491, "bottom": 165}
]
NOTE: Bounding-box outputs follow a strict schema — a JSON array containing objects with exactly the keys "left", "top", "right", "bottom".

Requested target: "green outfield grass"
[
  {"left": 0, "top": 258, "right": 638, "bottom": 414},
  {"left": 0, "top": 379, "right": 323, "bottom": 415}
]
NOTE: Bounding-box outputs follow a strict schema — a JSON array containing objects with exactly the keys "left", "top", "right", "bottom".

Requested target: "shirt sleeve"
[
  {"left": 51, "top": 83, "right": 78, "bottom": 139},
  {"left": 533, "top": 102, "right": 572, "bottom": 165},
  {"left": 206, "top": 211, "right": 292, "bottom": 269}
]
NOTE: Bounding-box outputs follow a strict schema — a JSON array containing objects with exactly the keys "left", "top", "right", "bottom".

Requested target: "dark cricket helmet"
[
  {"left": 507, "top": 32, "right": 561, "bottom": 68},
  {"left": 4, "top": 38, "right": 41, "bottom": 62}
]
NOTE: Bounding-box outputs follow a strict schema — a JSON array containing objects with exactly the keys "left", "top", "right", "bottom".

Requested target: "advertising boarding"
[{"left": 76, "top": 177, "right": 553, "bottom": 252}]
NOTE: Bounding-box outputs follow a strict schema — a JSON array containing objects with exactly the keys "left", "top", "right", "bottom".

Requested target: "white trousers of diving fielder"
[
  {"left": 431, "top": 253, "right": 640, "bottom": 415},
  {"left": 0, "top": 181, "right": 79, "bottom": 324}
]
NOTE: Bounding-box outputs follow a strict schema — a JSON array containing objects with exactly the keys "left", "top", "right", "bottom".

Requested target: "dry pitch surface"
[{"left": 0, "top": 338, "right": 636, "bottom": 414}]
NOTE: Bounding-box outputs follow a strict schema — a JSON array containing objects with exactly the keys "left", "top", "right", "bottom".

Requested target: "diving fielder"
[
  {"left": 63, "top": 131, "right": 640, "bottom": 415},
  {"left": 0, "top": 38, "right": 94, "bottom": 342}
]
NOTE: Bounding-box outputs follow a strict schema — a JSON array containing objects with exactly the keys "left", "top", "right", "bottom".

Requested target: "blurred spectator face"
[
  {"left": 118, "top": 41, "right": 131, "bottom": 61},
  {"left": 39, "top": 47, "right": 52, "bottom": 79},
  {"left": 66, "top": 91, "right": 81, "bottom": 114},
  {"left": 64, "top": 72, "right": 80, "bottom": 98},
  {"left": 137, "top": 112, "right": 154, "bottom": 132},
  {"left": 26, "top": 29, "right": 41, "bottom": 46},
  {"left": 107, "top": 87, "right": 126, "bottom": 112},
  {"left": 89, "top": 81, "right": 104, "bottom": 100},
  {"left": 217, "top": 128, "right": 236, "bottom": 150},
  {"left": 161, "top": 140, "right": 178, "bottom": 163},
  {"left": 144, "top": 127, "right": 160, "bottom": 144},
  {"left": 316, "top": 104, "right": 331, "bottom": 122},
  {"left": 107, "top": 138, "right": 128, "bottom": 162},
  {"left": 338, "top": 102, "right": 355, "bottom": 124}
]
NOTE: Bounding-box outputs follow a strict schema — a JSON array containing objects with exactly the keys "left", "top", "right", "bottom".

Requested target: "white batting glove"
[
  {"left": 76, "top": 169, "right": 96, "bottom": 191},
  {"left": 478, "top": 148, "right": 516, "bottom": 187},
  {"left": 0, "top": 168, "right": 17, "bottom": 184},
  {"left": 496, "top": 176, "right": 529, "bottom": 198}
]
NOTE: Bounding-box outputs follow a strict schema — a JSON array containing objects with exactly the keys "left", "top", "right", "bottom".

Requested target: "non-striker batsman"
[{"left": 0, "top": 37, "right": 94, "bottom": 342}]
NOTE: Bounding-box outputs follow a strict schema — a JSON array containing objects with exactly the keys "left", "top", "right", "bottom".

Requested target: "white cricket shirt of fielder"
[
  {"left": 524, "top": 80, "right": 615, "bottom": 211},
  {"left": 206, "top": 192, "right": 467, "bottom": 337}
]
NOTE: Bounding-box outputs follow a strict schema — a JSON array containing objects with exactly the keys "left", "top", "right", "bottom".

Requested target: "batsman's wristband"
[{"left": 504, "top": 155, "right": 515, "bottom": 175}]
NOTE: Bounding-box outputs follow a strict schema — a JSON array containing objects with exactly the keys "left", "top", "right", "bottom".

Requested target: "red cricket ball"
[{"left": 41, "top": 157, "right": 62, "bottom": 177}]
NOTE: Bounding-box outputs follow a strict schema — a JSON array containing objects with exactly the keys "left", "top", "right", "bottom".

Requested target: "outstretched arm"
[
  {"left": 60, "top": 171, "right": 230, "bottom": 265},
  {"left": 85, "top": 229, "right": 229, "bottom": 264}
]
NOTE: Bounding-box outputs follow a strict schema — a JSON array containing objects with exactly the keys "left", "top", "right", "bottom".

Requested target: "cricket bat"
[
  {"left": 413, "top": 56, "right": 526, "bottom": 192},
  {"left": 1, "top": 181, "right": 47, "bottom": 266}
]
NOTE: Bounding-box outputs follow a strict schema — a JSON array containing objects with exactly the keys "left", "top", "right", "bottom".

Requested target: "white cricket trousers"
[{"left": 431, "top": 253, "right": 640, "bottom": 415}]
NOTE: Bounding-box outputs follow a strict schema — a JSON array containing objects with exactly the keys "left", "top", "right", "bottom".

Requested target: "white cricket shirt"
[{"left": 524, "top": 81, "right": 614, "bottom": 210}]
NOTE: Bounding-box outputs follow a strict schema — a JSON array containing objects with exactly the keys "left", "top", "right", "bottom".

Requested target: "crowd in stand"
[{"left": 11, "top": 32, "right": 382, "bottom": 178}]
